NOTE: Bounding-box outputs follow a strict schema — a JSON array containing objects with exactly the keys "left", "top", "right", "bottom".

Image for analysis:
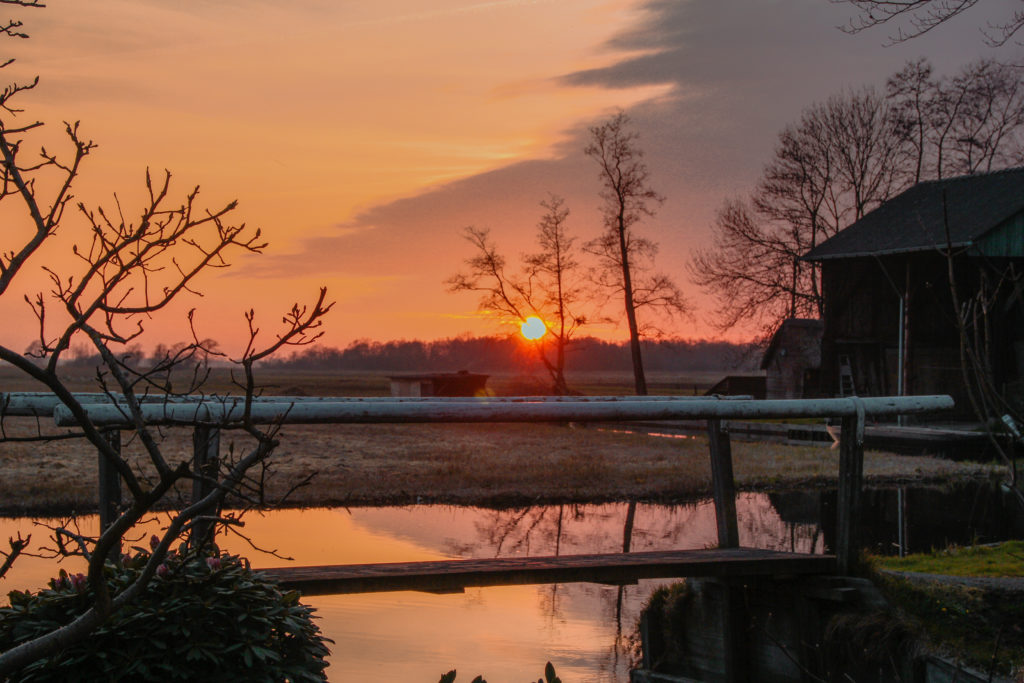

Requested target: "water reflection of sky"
[{"left": 0, "top": 497, "right": 823, "bottom": 682}]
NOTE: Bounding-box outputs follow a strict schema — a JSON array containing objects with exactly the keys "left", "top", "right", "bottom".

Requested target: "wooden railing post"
[
  {"left": 191, "top": 426, "right": 221, "bottom": 545},
  {"left": 707, "top": 419, "right": 739, "bottom": 548},
  {"left": 836, "top": 400, "right": 865, "bottom": 574},
  {"left": 98, "top": 430, "right": 122, "bottom": 532}
]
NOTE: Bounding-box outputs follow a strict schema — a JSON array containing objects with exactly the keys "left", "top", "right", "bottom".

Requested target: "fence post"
[
  {"left": 836, "top": 402, "right": 865, "bottom": 574},
  {"left": 191, "top": 426, "right": 221, "bottom": 545},
  {"left": 98, "top": 430, "right": 122, "bottom": 531},
  {"left": 707, "top": 419, "right": 739, "bottom": 548}
]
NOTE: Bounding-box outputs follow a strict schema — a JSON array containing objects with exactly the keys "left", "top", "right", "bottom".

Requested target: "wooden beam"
[
  {"left": 836, "top": 407, "right": 865, "bottom": 575},
  {"left": 707, "top": 419, "right": 739, "bottom": 549},
  {"left": 258, "top": 548, "right": 836, "bottom": 596},
  {"left": 190, "top": 426, "right": 221, "bottom": 546}
]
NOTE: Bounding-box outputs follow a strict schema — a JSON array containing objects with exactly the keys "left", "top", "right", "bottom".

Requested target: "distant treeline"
[{"left": 262, "top": 336, "right": 760, "bottom": 373}]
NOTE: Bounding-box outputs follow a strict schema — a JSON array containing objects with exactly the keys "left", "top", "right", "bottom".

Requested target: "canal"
[{"left": 0, "top": 481, "right": 1020, "bottom": 681}]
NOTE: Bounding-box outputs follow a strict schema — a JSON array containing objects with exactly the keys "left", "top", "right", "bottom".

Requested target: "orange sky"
[{"left": 0, "top": 0, "right": 1009, "bottom": 358}]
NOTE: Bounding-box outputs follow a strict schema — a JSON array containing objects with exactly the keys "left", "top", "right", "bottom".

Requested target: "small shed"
[
  {"left": 388, "top": 371, "right": 489, "bottom": 397},
  {"left": 704, "top": 375, "right": 766, "bottom": 399},
  {"left": 761, "top": 318, "right": 823, "bottom": 399}
]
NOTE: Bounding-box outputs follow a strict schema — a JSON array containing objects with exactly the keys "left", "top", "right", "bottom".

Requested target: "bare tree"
[
  {"left": 694, "top": 59, "right": 1024, "bottom": 340},
  {"left": 837, "top": 0, "right": 1024, "bottom": 47},
  {"left": 584, "top": 111, "right": 689, "bottom": 395},
  {"left": 944, "top": 59, "right": 1024, "bottom": 175},
  {"left": 887, "top": 57, "right": 938, "bottom": 183},
  {"left": 447, "top": 195, "right": 588, "bottom": 394},
  {"left": 0, "top": 3, "right": 332, "bottom": 674},
  {"left": 942, "top": 203, "right": 1024, "bottom": 505},
  {"left": 691, "top": 88, "right": 905, "bottom": 339}
]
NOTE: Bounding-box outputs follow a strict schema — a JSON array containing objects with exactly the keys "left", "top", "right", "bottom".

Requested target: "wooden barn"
[
  {"left": 760, "top": 318, "right": 823, "bottom": 399},
  {"left": 803, "top": 167, "right": 1024, "bottom": 418}
]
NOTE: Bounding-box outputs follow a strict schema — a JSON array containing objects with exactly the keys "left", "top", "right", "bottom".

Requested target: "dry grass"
[{"left": 0, "top": 418, "right": 996, "bottom": 515}]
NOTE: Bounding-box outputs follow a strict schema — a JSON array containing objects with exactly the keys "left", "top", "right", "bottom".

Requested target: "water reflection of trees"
[
  {"left": 738, "top": 492, "right": 824, "bottom": 554},
  {"left": 438, "top": 496, "right": 825, "bottom": 683}
]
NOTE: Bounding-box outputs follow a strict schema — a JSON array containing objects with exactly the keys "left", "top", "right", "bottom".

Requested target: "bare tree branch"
[
  {"left": 836, "top": 0, "right": 1024, "bottom": 48},
  {"left": 0, "top": 3, "right": 333, "bottom": 674}
]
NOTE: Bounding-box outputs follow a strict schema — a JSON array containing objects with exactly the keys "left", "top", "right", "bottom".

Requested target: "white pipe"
[
  {"left": 0, "top": 392, "right": 750, "bottom": 417},
  {"left": 53, "top": 395, "right": 955, "bottom": 428}
]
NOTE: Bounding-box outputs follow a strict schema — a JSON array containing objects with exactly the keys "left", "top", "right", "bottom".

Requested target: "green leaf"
[{"left": 438, "top": 671, "right": 457, "bottom": 683}]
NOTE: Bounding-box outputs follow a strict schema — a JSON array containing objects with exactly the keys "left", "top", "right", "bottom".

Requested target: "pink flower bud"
[
  {"left": 149, "top": 535, "right": 160, "bottom": 551},
  {"left": 70, "top": 573, "right": 87, "bottom": 592},
  {"left": 205, "top": 556, "right": 221, "bottom": 571},
  {"left": 156, "top": 563, "right": 169, "bottom": 578}
]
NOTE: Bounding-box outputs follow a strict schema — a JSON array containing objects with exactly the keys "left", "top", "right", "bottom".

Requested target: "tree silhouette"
[
  {"left": 447, "top": 195, "right": 589, "bottom": 394},
  {"left": 0, "top": 3, "right": 332, "bottom": 673},
  {"left": 691, "top": 59, "right": 1024, "bottom": 340},
  {"left": 838, "top": 0, "right": 1024, "bottom": 47},
  {"left": 584, "top": 112, "right": 689, "bottom": 395}
]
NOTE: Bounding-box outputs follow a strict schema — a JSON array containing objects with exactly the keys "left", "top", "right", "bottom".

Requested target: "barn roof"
[{"left": 803, "top": 166, "right": 1024, "bottom": 261}]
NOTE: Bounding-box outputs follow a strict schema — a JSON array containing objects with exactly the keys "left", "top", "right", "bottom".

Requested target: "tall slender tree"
[{"left": 584, "top": 112, "right": 688, "bottom": 395}]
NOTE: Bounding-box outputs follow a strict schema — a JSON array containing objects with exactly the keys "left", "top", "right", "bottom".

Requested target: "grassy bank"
[
  {"left": 859, "top": 544, "right": 1024, "bottom": 676},
  {"left": 875, "top": 541, "right": 1024, "bottom": 577}
]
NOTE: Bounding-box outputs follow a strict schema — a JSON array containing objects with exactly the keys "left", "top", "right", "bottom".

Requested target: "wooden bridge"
[
  {"left": 260, "top": 548, "right": 837, "bottom": 596},
  {"left": 1, "top": 392, "right": 954, "bottom": 590}
]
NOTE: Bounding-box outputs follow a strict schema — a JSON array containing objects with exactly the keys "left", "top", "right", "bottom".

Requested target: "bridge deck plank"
[{"left": 259, "top": 547, "right": 835, "bottom": 595}]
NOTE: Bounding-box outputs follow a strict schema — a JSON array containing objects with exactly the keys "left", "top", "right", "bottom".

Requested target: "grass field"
[
  {"left": 0, "top": 364, "right": 997, "bottom": 515},
  {"left": 0, "top": 365, "right": 729, "bottom": 397},
  {"left": 0, "top": 418, "right": 995, "bottom": 515}
]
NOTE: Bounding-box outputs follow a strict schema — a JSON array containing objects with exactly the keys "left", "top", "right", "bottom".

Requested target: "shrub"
[{"left": 0, "top": 547, "right": 331, "bottom": 682}]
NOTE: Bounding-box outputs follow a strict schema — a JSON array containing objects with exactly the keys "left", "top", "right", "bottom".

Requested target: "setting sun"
[{"left": 520, "top": 316, "right": 547, "bottom": 340}]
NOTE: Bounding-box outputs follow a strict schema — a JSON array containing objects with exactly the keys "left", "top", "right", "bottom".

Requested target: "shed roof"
[{"left": 803, "top": 166, "right": 1024, "bottom": 261}]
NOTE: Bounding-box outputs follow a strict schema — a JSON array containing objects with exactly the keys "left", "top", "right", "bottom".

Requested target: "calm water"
[{"left": 0, "top": 483, "right": 1020, "bottom": 682}]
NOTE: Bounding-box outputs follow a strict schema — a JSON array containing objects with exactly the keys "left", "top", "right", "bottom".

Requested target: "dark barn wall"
[{"left": 820, "top": 253, "right": 979, "bottom": 416}]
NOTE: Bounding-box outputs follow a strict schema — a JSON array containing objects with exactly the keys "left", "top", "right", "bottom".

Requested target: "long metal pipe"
[
  {"left": 1, "top": 392, "right": 750, "bottom": 417},
  {"left": 52, "top": 395, "right": 954, "bottom": 428}
]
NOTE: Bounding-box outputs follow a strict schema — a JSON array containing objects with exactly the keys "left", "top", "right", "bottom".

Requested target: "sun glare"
[{"left": 520, "top": 316, "right": 547, "bottom": 340}]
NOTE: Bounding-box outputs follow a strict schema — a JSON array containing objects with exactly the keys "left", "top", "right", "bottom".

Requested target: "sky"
[{"left": 0, "top": 0, "right": 1018, "bottom": 357}]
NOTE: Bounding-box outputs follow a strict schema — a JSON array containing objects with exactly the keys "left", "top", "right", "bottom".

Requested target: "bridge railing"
[{"left": 0, "top": 392, "right": 955, "bottom": 574}]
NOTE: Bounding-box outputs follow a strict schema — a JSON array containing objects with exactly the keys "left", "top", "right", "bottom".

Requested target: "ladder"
[{"left": 838, "top": 354, "right": 855, "bottom": 397}]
